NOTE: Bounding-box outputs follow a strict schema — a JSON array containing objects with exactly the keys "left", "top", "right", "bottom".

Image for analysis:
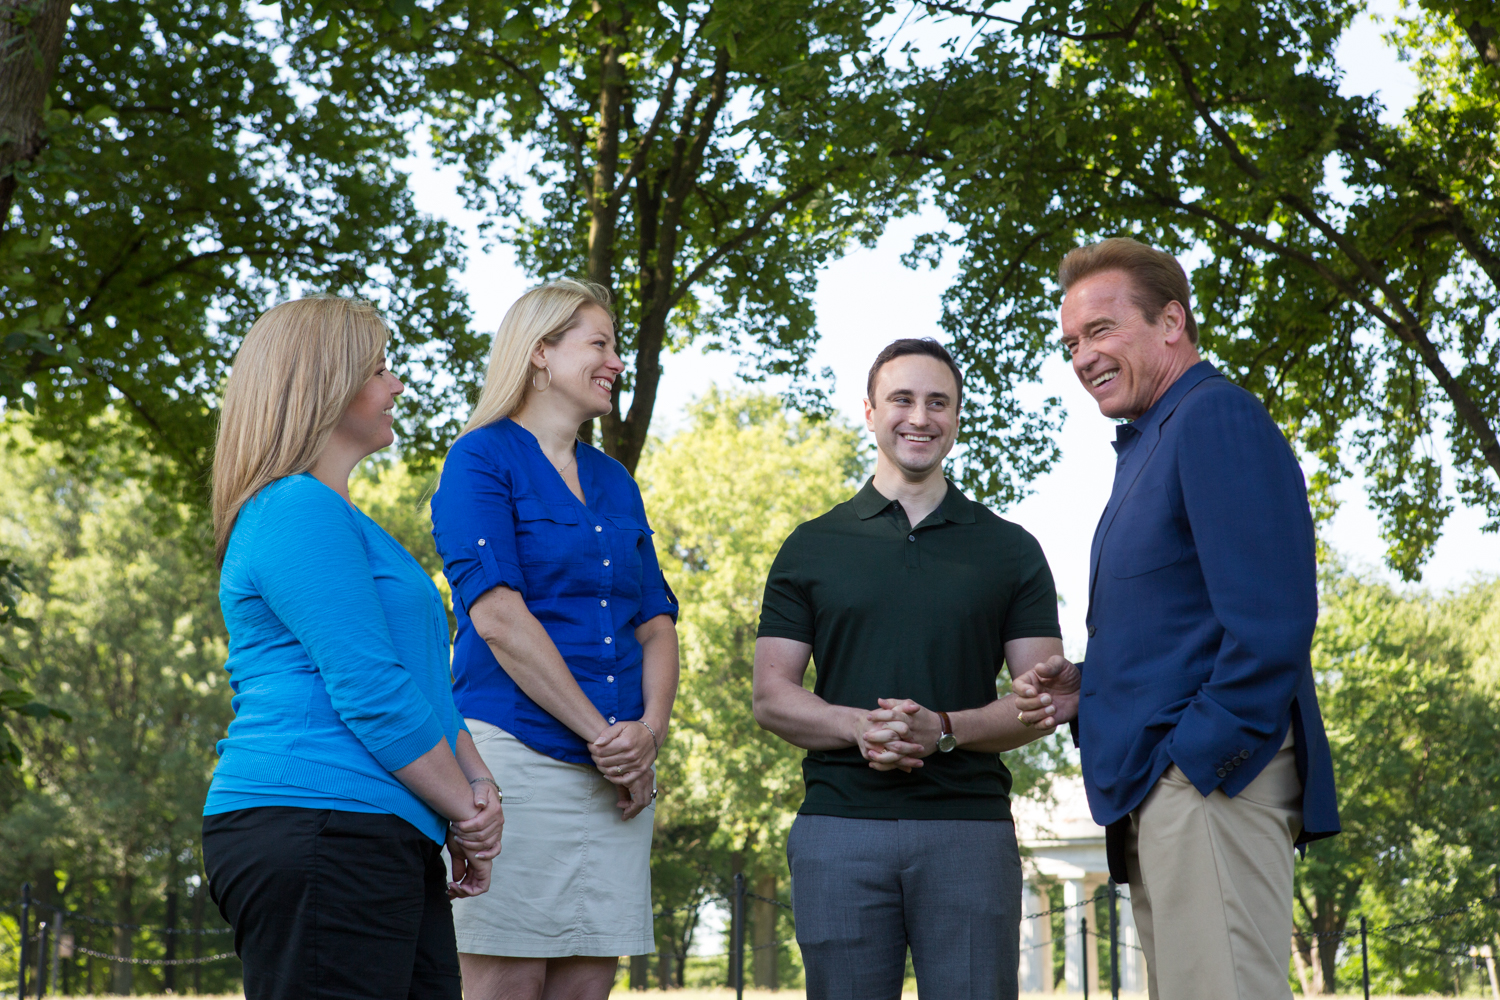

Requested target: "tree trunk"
[
  {"left": 584, "top": 15, "right": 624, "bottom": 295},
  {"left": 656, "top": 943, "right": 674, "bottom": 989},
  {"left": 111, "top": 873, "right": 134, "bottom": 995},
  {"left": 752, "top": 872, "right": 778, "bottom": 989},
  {"left": 629, "top": 953, "right": 650, "bottom": 990},
  {"left": 0, "top": 0, "right": 70, "bottom": 231}
]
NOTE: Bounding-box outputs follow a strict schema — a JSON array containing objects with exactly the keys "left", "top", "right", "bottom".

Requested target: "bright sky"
[{"left": 399, "top": 0, "right": 1500, "bottom": 657}]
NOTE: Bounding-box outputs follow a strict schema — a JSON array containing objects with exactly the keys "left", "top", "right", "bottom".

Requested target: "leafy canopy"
[
  {"left": 0, "top": 1, "right": 483, "bottom": 508},
  {"left": 285, "top": 0, "right": 918, "bottom": 471},
  {"left": 912, "top": 0, "right": 1500, "bottom": 579}
]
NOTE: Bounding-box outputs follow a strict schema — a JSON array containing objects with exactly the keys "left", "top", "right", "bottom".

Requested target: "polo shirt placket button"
[
  {"left": 908, "top": 534, "right": 915, "bottom": 542},
  {"left": 595, "top": 525, "right": 603, "bottom": 532},
  {"left": 604, "top": 636, "right": 612, "bottom": 644}
]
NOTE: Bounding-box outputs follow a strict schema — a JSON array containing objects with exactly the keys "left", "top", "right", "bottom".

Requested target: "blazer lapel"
[
  {"left": 1085, "top": 364, "right": 1225, "bottom": 619},
  {"left": 1087, "top": 421, "right": 1166, "bottom": 607}
]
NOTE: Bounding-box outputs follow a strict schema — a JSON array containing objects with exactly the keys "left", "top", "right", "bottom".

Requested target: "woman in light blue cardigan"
[{"left": 202, "top": 297, "right": 502, "bottom": 1000}]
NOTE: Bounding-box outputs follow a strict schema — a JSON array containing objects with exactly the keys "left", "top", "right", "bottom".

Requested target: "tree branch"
[{"left": 916, "top": 0, "right": 1154, "bottom": 41}]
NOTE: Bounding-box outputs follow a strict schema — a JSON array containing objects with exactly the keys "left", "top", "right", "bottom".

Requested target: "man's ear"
[{"left": 1161, "top": 300, "right": 1189, "bottom": 345}]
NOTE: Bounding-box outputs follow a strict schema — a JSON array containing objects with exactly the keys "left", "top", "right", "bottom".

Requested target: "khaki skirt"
[{"left": 449, "top": 720, "right": 655, "bottom": 958}]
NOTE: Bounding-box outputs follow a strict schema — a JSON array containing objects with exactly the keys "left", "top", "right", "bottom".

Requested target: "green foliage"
[
  {"left": 284, "top": 0, "right": 916, "bottom": 470},
  {"left": 0, "top": 526, "right": 70, "bottom": 783},
  {"left": 0, "top": 1, "right": 483, "bottom": 510},
  {"left": 913, "top": 0, "right": 1500, "bottom": 579},
  {"left": 0, "top": 417, "right": 240, "bottom": 994},
  {"left": 1292, "top": 567, "right": 1500, "bottom": 993},
  {"left": 636, "top": 388, "right": 863, "bottom": 984}
]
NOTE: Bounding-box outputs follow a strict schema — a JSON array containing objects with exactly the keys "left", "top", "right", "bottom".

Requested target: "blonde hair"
[
  {"left": 212, "top": 296, "right": 390, "bottom": 564},
  {"left": 459, "top": 279, "right": 614, "bottom": 437}
]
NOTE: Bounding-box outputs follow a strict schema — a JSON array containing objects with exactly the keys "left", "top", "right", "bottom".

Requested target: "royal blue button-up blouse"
[{"left": 431, "top": 417, "right": 678, "bottom": 764}]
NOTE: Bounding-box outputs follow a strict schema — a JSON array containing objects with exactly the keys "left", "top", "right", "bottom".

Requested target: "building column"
[
  {"left": 1018, "top": 881, "right": 1053, "bottom": 993},
  {"left": 1062, "top": 879, "right": 1085, "bottom": 994},
  {"left": 1117, "top": 884, "right": 1146, "bottom": 993}
]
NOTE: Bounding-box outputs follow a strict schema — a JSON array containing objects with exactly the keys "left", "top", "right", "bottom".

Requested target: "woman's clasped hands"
[
  {"left": 446, "top": 777, "right": 505, "bottom": 899},
  {"left": 591, "top": 720, "right": 657, "bottom": 821}
]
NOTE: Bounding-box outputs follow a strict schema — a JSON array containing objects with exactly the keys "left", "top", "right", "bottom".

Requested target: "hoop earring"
[{"left": 531, "top": 367, "right": 552, "bottom": 392}]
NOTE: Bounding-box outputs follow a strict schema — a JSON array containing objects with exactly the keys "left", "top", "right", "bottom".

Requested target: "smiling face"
[
  {"left": 532, "top": 304, "right": 625, "bottom": 422},
  {"left": 1059, "top": 269, "right": 1197, "bottom": 421},
  {"left": 864, "top": 354, "right": 960, "bottom": 482},
  {"left": 332, "top": 355, "right": 404, "bottom": 459}
]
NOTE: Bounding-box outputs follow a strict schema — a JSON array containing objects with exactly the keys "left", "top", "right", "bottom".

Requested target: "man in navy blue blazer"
[{"left": 1013, "top": 238, "right": 1339, "bottom": 1000}]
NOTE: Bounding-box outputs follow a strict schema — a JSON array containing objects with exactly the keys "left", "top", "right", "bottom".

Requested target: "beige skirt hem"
[{"left": 449, "top": 720, "right": 655, "bottom": 958}]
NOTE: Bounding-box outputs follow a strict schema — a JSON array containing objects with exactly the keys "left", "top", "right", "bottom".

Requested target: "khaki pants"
[{"left": 1125, "top": 731, "right": 1302, "bottom": 1000}]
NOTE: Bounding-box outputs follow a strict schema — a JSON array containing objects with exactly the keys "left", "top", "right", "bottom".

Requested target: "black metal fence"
[
  {"left": 15, "top": 883, "right": 237, "bottom": 998},
  {"left": 16, "top": 876, "right": 1500, "bottom": 997}
]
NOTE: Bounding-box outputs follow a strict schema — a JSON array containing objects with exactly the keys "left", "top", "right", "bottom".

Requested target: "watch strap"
[{"left": 939, "top": 711, "right": 953, "bottom": 738}]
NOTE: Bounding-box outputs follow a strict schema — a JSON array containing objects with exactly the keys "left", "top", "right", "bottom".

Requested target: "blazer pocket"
[{"left": 1108, "top": 486, "right": 1185, "bottom": 578}]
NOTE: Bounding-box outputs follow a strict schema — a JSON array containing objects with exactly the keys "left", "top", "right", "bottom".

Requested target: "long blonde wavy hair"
[
  {"left": 212, "top": 296, "right": 390, "bottom": 564},
  {"left": 458, "top": 279, "right": 614, "bottom": 438}
]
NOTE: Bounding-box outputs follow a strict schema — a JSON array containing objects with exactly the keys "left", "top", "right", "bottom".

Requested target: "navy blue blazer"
[{"left": 1078, "top": 362, "right": 1339, "bottom": 852}]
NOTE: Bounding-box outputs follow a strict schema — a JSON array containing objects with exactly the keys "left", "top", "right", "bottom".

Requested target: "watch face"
[{"left": 938, "top": 733, "right": 957, "bottom": 752}]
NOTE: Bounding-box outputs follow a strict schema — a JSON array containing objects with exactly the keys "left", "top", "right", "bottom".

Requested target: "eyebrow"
[{"left": 884, "top": 388, "right": 952, "bottom": 402}]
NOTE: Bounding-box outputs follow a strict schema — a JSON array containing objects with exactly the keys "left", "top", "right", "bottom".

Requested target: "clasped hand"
[
  {"left": 1011, "top": 654, "right": 1081, "bottom": 730},
  {"left": 859, "top": 698, "right": 940, "bottom": 773},
  {"left": 591, "top": 720, "right": 657, "bottom": 821},
  {"left": 446, "top": 779, "right": 504, "bottom": 899}
]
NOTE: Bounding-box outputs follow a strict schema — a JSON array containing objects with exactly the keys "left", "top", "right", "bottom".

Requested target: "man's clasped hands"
[{"left": 857, "top": 655, "right": 1083, "bottom": 771}]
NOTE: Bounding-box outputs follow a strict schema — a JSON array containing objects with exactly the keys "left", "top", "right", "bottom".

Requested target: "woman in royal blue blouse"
[{"left": 431, "top": 279, "right": 680, "bottom": 1000}]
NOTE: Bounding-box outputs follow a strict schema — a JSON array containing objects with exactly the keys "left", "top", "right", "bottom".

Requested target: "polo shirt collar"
[{"left": 851, "top": 478, "right": 978, "bottom": 525}]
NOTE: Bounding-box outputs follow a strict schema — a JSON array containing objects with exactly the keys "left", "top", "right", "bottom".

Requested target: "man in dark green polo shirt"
[{"left": 753, "top": 338, "right": 1067, "bottom": 1000}]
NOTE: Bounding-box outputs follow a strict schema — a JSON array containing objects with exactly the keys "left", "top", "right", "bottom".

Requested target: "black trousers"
[{"left": 203, "top": 807, "right": 462, "bottom": 1000}]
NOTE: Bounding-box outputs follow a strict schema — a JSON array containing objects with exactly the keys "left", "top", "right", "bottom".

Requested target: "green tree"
[
  {"left": 911, "top": 0, "right": 1500, "bottom": 578},
  {"left": 288, "top": 0, "right": 916, "bottom": 471},
  {"left": 0, "top": 418, "right": 240, "bottom": 995},
  {"left": 0, "top": 0, "right": 481, "bottom": 509},
  {"left": 1292, "top": 568, "right": 1500, "bottom": 994}
]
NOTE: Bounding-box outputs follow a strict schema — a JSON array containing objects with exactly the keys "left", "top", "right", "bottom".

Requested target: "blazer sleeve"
[
  {"left": 251, "top": 480, "right": 447, "bottom": 772},
  {"left": 1168, "top": 388, "right": 1319, "bottom": 794}
]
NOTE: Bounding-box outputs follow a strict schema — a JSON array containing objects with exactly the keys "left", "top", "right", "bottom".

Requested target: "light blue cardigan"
[{"left": 204, "top": 474, "right": 465, "bottom": 843}]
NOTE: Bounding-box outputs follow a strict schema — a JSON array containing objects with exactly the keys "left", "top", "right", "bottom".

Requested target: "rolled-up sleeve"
[
  {"left": 253, "top": 482, "right": 446, "bottom": 772},
  {"left": 431, "top": 437, "right": 528, "bottom": 614},
  {"left": 632, "top": 488, "right": 679, "bottom": 627}
]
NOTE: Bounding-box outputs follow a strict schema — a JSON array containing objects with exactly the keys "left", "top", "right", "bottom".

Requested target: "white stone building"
[{"left": 1012, "top": 776, "right": 1148, "bottom": 995}]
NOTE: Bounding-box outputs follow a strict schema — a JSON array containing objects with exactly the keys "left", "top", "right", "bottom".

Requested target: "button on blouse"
[{"left": 431, "top": 418, "right": 678, "bottom": 764}]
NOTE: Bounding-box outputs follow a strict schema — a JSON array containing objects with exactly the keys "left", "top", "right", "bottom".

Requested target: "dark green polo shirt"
[{"left": 757, "top": 478, "right": 1061, "bottom": 820}]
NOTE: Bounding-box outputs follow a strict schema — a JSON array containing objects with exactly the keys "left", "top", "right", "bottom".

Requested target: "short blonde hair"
[
  {"left": 212, "top": 296, "right": 389, "bottom": 564},
  {"left": 1058, "top": 237, "right": 1199, "bottom": 344},
  {"left": 459, "top": 279, "right": 614, "bottom": 438}
]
